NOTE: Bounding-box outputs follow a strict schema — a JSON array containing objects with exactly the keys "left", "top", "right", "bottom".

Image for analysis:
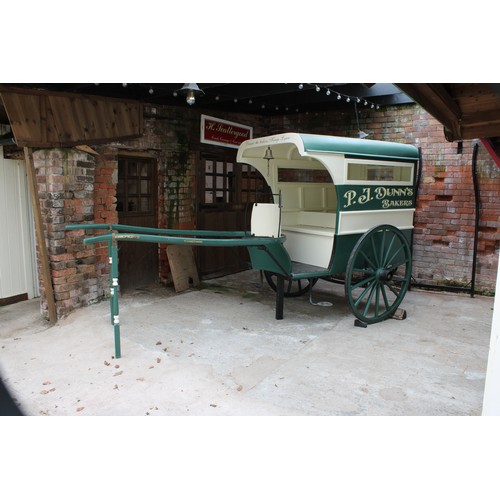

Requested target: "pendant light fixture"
[{"left": 176, "top": 83, "right": 205, "bottom": 106}]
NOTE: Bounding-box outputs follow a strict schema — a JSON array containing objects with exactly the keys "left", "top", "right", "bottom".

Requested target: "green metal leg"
[
  {"left": 110, "top": 242, "right": 121, "bottom": 359},
  {"left": 108, "top": 239, "right": 113, "bottom": 325}
]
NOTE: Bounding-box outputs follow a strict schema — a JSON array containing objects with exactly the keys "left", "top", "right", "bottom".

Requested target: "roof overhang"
[{"left": 395, "top": 83, "right": 500, "bottom": 142}]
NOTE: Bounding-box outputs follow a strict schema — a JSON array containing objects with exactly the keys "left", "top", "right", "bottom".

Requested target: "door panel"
[
  {"left": 197, "top": 156, "right": 272, "bottom": 278},
  {"left": 116, "top": 157, "right": 158, "bottom": 290}
]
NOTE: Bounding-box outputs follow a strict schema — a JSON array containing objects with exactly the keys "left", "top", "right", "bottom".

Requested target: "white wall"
[
  {"left": 0, "top": 147, "right": 38, "bottom": 300},
  {"left": 481, "top": 259, "right": 500, "bottom": 415}
]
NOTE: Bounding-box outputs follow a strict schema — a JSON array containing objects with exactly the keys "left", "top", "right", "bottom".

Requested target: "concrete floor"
[{"left": 0, "top": 270, "right": 494, "bottom": 416}]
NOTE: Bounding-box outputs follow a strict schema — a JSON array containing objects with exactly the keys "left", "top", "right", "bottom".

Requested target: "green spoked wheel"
[
  {"left": 264, "top": 271, "right": 317, "bottom": 297},
  {"left": 345, "top": 224, "right": 412, "bottom": 324}
]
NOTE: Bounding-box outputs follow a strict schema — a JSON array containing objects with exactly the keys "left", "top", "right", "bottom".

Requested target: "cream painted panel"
[
  {"left": 297, "top": 211, "right": 336, "bottom": 228},
  {"left": 279, "top": 185, "right": 302, "bottom": 210},
  {"left": 337, "top": 209, "right": 415, "bottom": 235},
  {"left": 251, "top": 203, "right": 281, "bottom": 237},
  {"left": 325, "top": 187, "right": 337, "bottom": 210},
  {"left": 282, "top": 229, "right": 333, "bottom": 268},
  {"left": 303, "top": 186, "right": 325, "bottom": 210}
]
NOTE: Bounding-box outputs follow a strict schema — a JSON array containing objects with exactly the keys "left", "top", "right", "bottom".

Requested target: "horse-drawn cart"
[{"left": 66, "top": 133, "right": 419, "bottom": 358}]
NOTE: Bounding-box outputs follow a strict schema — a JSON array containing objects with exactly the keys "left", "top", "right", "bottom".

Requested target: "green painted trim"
[
  {"left": 247, "top": 242, "right": 292, "bottom": 276},
  {"left": 299, "top": 134, "right": 420, "bottom": 161},
  {"left": 66, "top": 223, "right": 249, "bottom": 238},
  {"left": 83, "top": 233, "right": 286, "bottom": 248}
]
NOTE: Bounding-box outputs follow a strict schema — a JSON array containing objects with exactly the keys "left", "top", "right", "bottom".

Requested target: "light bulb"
[
  {"left": 326, "top": 89, "right": 331, "bottom": 96},
  {"left": 298, "top": 83, "right": 303, "bottom": 90},
  {"left": 186, "top": 90, "right": 195, "bottom": 105}
]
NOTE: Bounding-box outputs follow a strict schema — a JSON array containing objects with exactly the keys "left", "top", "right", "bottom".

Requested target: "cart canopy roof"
[
  {"left": 238, "top": 133, "right": 420, "bottom": 163},
  {"left": 299, "top": 134, "right": 420, "bottom": 161}
]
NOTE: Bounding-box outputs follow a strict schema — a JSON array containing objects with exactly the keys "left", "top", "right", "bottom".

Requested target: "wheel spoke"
[
  {"left": 370, "top": 237, "right": 380, "bottom": 267},
  {"left": 392, "top": 274, "right": 407, "bottom": 283},
  {"left": 351, "top": 273, "right": 376, "bottom": 290},
  {"left": 374, "top": 283, "right": 381, "bottom": 317},
  {"left": 381, "top": 283, "right": 391, "bottom": 309},
  {"left": 386, "top": 281, "right": 401, "bottom": 298},
  {"left": 379, "top": 230, "right": 387, "bottom": 267},
  {"left": 383, "top": 233, "right": 397, "bottom": 267},
  {"left": 362, "top": 282, "right": 378, "bottom": 316},
  {"left": 387, "top": 244, "right": 405, "bottom": 266},
  {"left": 359, "top": 249, "right": 377, "bottom": 270},
  {"left": 354, "top": 280, "right": 376, "bottom": 307}
]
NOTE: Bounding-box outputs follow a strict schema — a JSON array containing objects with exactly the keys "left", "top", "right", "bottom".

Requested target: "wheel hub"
[{"left": 376, "top": 266, "right": 394, "bottom": 282}]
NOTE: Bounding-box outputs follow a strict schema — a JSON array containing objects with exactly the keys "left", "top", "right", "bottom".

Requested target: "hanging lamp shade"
[{"left": 176, "top": 83, "right": 205, "bottom": 105}]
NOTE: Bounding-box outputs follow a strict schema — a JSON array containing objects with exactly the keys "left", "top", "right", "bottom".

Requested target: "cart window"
[
  {"left": 347, "top": 162, "right": 413, "bottom": 183},
  {"left": 278, "top": 168, "right": 331, "bottom": 183}
]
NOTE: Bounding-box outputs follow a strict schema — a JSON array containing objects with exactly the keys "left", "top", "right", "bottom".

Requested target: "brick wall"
[
  {"left": 357, "top": 105, "right": 499, "bottom": 293},
  {"left": 34, "top": 148, "right": 103, "bottom": 318}
]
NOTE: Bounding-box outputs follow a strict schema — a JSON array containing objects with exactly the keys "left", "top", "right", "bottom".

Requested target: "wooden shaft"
[{"left": 23, "top": 147, "right": 57, "bottom": 323}]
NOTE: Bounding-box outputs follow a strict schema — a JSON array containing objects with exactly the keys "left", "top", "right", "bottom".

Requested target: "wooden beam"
[
  {"left": 23, "top": 147, "right": 57, "bottom": 323},
  {"left": 480, "top": 138, "right": 500, "bottom": 168},
  {"left": 396, "top": 83, "right": 463, "bottom": 140},
  {"left": 74, "top": 145, "right": 100, "bottom": 156}
]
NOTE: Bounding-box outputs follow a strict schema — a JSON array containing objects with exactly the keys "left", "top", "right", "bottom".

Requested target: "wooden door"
[
  {"left": 116, "top": 156, "right": 158, "bottom": 291},
  {"left": 197, "top": 155, "right": 272, "bottom": 278}
]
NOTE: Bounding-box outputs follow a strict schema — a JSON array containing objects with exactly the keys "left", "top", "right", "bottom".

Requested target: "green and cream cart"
[
  {"left": 67, "top": 133, "right": 419, "bottom": 358},
  {"left": 237, "top": 133, "right": 419, "bottom": 325}
]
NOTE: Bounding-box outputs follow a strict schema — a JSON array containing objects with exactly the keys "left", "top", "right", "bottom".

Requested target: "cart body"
[{"left": 237, "top": 133, "right": 420, "bottom": 323}]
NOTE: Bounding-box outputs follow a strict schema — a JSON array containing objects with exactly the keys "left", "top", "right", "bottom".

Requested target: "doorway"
[
  {"left": 197, "top": 154, "right": 272, "bottom": 278},
  {"left": 116, "top": 156, "right": 158, "bottom": 290}
]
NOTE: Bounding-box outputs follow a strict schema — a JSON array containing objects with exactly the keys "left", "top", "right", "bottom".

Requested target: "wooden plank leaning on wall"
[{"left": 23, "top": 147, "right": 57, "bottom": 323}]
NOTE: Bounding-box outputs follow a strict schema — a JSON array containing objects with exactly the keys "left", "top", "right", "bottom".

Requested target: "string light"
[
  {"left": 127, "top": 83, "right": 383, "bottom": 114},
  {"left": 299, "top": 83, "right": 381, "bottom": 110}
]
